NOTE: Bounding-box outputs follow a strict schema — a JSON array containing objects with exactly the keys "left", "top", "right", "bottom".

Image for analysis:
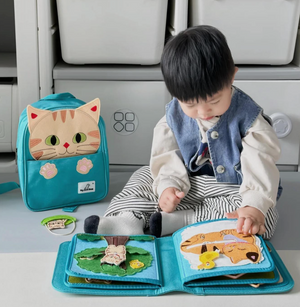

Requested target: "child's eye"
[
  {"left": 186, "top": 104, "right": 195, "bottom": 108},
  {"left": 209, "top": 100, "right": 220, "bottom": 105}
]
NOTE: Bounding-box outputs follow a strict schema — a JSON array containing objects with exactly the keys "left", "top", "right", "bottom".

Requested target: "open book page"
[
  {"left": 65, "top": 233, "right": 161, "bottom": 287},
  {"left": 172, "top": 219, "right": 274, "bottom": 285}
]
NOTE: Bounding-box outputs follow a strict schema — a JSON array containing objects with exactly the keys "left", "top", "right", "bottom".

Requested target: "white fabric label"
[{"left": 78, "top": 181, "right": 95, "bottom": 194}]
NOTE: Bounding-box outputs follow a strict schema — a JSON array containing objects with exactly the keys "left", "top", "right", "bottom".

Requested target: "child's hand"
[
  {"left": 225, "top": 206, "right": 266, "bottom": 236},
  {"left": 159, "top": 187, "right": 185, "bottom": 213}
]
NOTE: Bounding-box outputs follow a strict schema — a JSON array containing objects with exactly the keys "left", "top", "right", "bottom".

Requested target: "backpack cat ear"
[
  {"left": 27, "top": 105, "right": 52, "bottom": 133},
  {"left": 77, "top": 98, "right": 101, "bottom": 124}
]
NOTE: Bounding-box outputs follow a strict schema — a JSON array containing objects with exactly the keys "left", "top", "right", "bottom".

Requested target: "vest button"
[
  {"left": 216, "top": 165, "right": 225, "bottom": 174},
  {"left": 211, "top": 131, "right": 219, "bottom": 139}
]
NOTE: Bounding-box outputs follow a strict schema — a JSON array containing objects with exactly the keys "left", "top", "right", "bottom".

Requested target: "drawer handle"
[{"left": 269, "top": 113, "right": 292, "bottom": 139}]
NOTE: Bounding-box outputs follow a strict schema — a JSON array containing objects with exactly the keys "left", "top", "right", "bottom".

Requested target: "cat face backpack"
[{"left": 14, "top": 92, "right": 109, "bottom": 211}]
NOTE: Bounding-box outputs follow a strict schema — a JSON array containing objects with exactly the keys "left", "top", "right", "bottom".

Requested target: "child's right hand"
[{"left": 159, "top": 187, "right": 185, "bottom": 213}]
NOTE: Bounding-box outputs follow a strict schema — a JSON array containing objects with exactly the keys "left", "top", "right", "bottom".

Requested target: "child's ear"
[
  {"left": 231, "top": 66, "right": 239, "bottom": 83},
  {"left": 27, "top": 105, "right": 52, "bottom": 133},
  {"left": 77, "top": 98, "right": 101, "bottom": 124}
]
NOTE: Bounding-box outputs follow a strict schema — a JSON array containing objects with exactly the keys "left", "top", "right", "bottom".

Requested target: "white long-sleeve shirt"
[{"left": 150, "top": 112, "right": 281, "bottom": 216}]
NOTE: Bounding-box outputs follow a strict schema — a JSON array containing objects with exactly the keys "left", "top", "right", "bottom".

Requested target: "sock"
[
  {"left": 149, "top": 210, "right": 195, "bottom": 237},
  {"left": 84, "top": 211, "right": 144, "bottom": 235}
]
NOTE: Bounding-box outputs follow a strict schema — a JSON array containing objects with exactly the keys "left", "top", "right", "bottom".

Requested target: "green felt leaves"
[
  {"left": 74, "top": 246, "right": 153, "bottom": 277},
  {"left": 76, "top": 247, "right": 106, "bottom": 259},
  {"left": 76, "top": 233, "right": 155, "bottom": 242},
  {"left": 77, "top": 234, "right": 103, "bottom": 242},
  {"left": 128, "top": 235, "right": 155, "bottom": 241}
]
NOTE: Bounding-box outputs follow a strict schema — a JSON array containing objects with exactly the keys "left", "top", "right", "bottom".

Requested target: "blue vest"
[{"left": 166, "top": 87, "right": 264, "bottom": 185}]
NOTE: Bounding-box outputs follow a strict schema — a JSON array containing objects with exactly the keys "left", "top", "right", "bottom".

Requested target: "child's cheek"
[{"left": 183, "top": 108, "right": 196, "bottom": 119}]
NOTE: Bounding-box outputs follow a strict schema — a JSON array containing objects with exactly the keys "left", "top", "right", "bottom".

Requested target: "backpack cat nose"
[{"left": 63, "top": 142, "right": 70, "bottom": 149}]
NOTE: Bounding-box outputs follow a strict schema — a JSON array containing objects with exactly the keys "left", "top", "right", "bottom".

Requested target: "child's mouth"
[{"left": 202, "top": 116, "right": 214, "bottom": 120}]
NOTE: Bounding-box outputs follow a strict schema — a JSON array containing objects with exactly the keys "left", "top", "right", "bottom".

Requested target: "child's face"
[{"left": 178, "top": 84, "right": 233, "bottom": 121}]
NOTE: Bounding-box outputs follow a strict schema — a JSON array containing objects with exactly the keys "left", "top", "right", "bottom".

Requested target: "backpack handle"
[{"left": 41, "top": 92, "right": 75, "bottom": 101}]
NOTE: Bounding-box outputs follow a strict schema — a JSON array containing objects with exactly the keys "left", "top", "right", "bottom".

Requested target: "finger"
[
  {"left": 168, "top": 199, "right": 177, "bottom": 211},
  {"left": 236, "top": 217, "right": 245, "bottom": 233},
  {"left": 168, "top": 193, "right": 179, "bottom": 204},
  {"left": 159, "top": 199, "right": 169, "bottom": 212},
  {"left": 258, "top": 224, "right": 266, "bottom": 235},
  {"left": 170, "top": 193, "right": 183, "bottom": 207},
  {"left": 164, "top": 199, "right": 177, "bottom": 213},
  {"left": 225, "top": 211, "right": 239, "bottom": 219},
  {"left": 161, "top": 204, "right": 173, "bottom": 213},
  {"left": 250, "top": 223, "right": 260, "bottom": 235},
  {"left": 243, "top": 217, "right": 254, "bottom": 234},
  {"left": 175, "top": 190, "right": 185, "bottom": 199}
]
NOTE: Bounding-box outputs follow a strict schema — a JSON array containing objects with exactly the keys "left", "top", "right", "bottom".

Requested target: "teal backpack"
[{"left": 1, "top": 93, "right": 109, "bottom": 212}]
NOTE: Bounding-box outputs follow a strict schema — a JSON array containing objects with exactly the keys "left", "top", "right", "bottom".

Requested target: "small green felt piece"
[
  {"left": 77, "top": 234, "right": 103, "bottom": 242},
  {"left": 68, "top": 276, "right": 146, "bottom": 286},
  {"left": 74, "top": 246, "right": 153, "bottom": 277},
  {"left": 128, "top": 235, "right": 155, "bottom": 241},
  {"left": 126, "top": 246, "right": 149, "bottom": 255},
  {"left": 41, "top": 215, "right": 76, "bottom": 226},
  {"left": 69, "top": 276, "right": 89, "bottom": 284},
  {"left": 75, "top": 247, "right": 106, "bottom": 259}
]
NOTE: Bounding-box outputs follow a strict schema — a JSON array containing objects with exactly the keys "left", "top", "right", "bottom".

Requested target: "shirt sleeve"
[
  {"left": 150, "top": 115, "right": 191, "bottom": 198},
  {"left": 239, "top": 113, "right": 281, "bottom": 215}
]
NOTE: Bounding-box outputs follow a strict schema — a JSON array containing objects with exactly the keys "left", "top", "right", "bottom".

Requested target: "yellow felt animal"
[{"left": 197, "top": 251, "right": 220, "bottom": 270}]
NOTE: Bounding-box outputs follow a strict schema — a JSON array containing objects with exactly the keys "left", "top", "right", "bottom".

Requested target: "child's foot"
[
  {"left": 148, "top": 212, "right": 162, "bottom": 237},
  {"left": 84, "top": 211, "right": 144, "bottom": 235},
  {"left": 149, "top": 210, "right": 195, "bottom": 237},
  {"left": 84, "top": 215, "right": 100, "bottom": 234}
]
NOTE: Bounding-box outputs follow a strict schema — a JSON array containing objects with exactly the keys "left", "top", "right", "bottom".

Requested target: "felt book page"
[
  {"left": 172, "top": 219, "right": 275, "bottom": 285},
  {"left": 65, "top": 233, "right": 162, "bottom": 289},
  {"left": 52, "top": 225, "right": 294, "bottom": 295}
]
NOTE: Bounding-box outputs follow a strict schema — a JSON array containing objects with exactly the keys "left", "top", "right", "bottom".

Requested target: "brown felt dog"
[{"left": 180, "top": 229, "right": 261, "bottom": 264}]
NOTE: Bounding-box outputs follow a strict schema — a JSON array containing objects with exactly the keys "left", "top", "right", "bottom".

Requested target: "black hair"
[{"left": 160, "top": 25, "right": 235, "bottom": 102}]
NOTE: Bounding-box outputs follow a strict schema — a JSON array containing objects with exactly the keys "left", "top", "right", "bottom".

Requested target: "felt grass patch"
[{"left": 74, "top": 246, "right": 153, "bottom": 276}]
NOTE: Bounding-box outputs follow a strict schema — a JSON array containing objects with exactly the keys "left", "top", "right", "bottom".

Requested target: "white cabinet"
[
  {"left": 0, "top": 1, "right": 18, "bottom": 172},
  {"left": 2, "top": 0, "right": 300, "bottom": 171}
]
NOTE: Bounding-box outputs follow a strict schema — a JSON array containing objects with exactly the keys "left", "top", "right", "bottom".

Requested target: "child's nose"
[
  {"left": 204, "top": 104, "right": 212, "bottom": 112},
  {"left": 198, "top": 104, "right": 211, "bottom": 114}
]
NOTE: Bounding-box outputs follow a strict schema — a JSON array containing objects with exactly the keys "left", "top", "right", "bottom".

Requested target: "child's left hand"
[{"left": 225, "top": 206, "right": 266, "bottom": 235}]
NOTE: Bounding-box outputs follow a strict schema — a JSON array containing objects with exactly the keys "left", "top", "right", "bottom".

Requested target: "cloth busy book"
[{"left": 52, "top": 219, "right": 294, "bottom": 296}]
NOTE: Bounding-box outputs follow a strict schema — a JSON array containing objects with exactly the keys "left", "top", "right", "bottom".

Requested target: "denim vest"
[{"left": 166, "top": 87, "right": 264, "bottom": 185}]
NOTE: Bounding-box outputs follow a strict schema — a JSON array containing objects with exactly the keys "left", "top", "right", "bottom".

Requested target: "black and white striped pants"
[{"left": 105, "top": 166, "right": 278, "bottom": 239}]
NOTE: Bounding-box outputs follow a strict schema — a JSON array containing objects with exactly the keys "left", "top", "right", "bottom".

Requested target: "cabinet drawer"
[
  {"left": 234, "top": 81, "right": 300, "bottom": 166},
  {"left": 54, "top": 80, "right": 171, "bottom": 165}
]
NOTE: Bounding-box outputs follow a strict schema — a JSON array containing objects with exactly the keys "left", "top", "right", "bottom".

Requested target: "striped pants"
[{"left": 105, "top": 166, "right": 278, "bottom": 239}]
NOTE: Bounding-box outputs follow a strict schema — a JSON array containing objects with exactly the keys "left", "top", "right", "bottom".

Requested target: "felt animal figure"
[
  {"left": 197, "top": 251, "right": 220, "bottom": 270},
  {"left": 101, "top": 245, "right": 127, "bottom": 266},
  {"left": 129, "top": 260, "right": 145, "bottom": 269},
  {"left": 100, "top": 236, "right": 129, "bottom": 267},
  {"left": 27, "top": 98, "right": 101, "bottom": 160},
  {"left": 180, "top": 229, "right": 261, "bottom": 264}
]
